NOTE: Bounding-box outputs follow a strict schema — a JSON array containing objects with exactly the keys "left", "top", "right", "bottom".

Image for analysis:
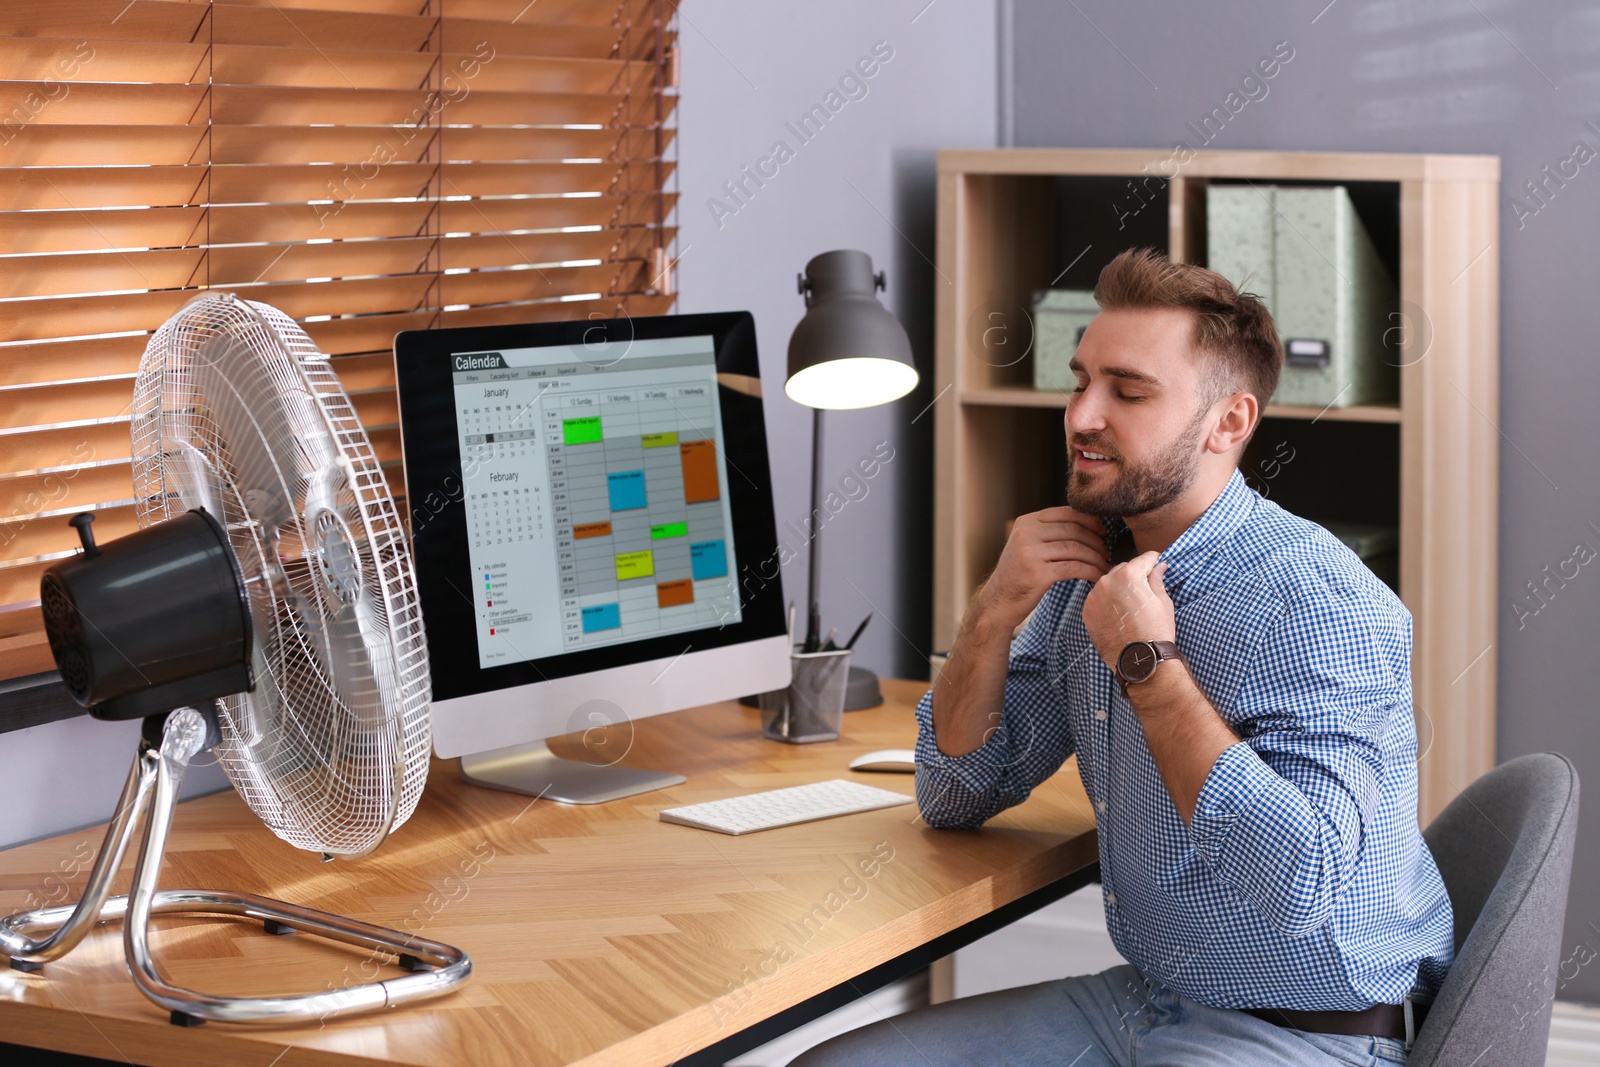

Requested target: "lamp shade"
[{"left": 785, "top": 250, "right": 918, "bottom": 410}]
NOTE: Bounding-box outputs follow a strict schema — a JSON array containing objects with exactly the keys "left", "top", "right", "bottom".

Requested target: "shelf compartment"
[{"left": 953, "top": 173, "right": 1169, "bottom": 392}]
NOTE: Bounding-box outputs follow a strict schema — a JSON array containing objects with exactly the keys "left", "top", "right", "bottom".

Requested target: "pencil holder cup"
[{"left": 759, "top": 647, "right": 852, "bottom": 743}]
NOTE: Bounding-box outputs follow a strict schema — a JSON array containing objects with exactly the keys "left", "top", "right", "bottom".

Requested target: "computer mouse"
[{"left": 849, "top": 749, "right": 918, "bottom": 773}]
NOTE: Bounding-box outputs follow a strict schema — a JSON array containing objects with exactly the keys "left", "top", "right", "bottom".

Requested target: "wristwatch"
[{"left": 1116, "top": 640, "right": 1182, "bottom": 688}]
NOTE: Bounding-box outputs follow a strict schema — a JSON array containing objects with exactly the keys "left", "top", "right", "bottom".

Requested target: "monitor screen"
[
  {"left": 454, "top": 333, "right": 742, "bottom": 669},
  {"left": 395, "top": 312, "right": 789, "bottom": 760}
]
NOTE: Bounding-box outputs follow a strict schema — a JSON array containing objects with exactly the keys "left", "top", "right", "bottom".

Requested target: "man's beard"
[{"left": 1066, "top": 406, "right": 1208, "bottom": 520}]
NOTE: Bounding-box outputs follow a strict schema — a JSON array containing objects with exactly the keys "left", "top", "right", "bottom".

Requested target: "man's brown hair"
[{"left": 1093, "top": 248, "right": 1282, "bottom": 420}]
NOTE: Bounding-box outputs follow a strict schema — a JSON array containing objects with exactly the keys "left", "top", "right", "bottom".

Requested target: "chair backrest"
[{"left": 1408, "top": 752, "right": 1580, "bottom": 1067}]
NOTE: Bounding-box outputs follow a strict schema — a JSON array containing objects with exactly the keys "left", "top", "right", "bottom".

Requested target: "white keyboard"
[{"left": 659, "top": 779, "right": 914, "bottom": 836}]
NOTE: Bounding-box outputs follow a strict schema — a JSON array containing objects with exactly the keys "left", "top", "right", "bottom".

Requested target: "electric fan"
[{"left": 0, "top": 293, "right": 472, "bottom": 1025}]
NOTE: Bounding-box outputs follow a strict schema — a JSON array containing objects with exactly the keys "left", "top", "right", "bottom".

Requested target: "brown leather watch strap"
[{"left": 1148, "top": 640, "right": 1180, "bottom": 662}]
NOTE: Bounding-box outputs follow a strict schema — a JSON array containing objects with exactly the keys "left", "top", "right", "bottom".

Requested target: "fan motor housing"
[{"left": 41, "top": 509, "right": 254, "bottom": 721}]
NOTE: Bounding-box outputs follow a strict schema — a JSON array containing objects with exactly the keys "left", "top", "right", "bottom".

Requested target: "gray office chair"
[{"left": 1409, "top": 752, "right": 1580, "bottom": 1067}]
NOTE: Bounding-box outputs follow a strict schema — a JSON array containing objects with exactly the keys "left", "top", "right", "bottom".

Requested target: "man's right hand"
[
  {"left": 931, "top": 506, "right": 1110, "bottom": 759},
  {"left": 971, "top": 506, "right": 1112, "bottom": 636}
]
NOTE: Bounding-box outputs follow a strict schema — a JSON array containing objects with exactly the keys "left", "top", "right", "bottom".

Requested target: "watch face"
[{"left": 1119, "top": 642, "right": 1157, "bottom": 683}]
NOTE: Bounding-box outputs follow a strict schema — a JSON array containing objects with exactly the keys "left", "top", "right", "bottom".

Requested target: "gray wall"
[
  {"left": 1008, "top": 0, "right": 1600, "bottom": 1003},
  {"left": 675, "top": 0, "right": 997, "bottom": 680}
]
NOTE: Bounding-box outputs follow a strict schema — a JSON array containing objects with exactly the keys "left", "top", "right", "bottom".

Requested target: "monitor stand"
[{"left": 457, "top": 740, "right": 686, "bottom": 805}]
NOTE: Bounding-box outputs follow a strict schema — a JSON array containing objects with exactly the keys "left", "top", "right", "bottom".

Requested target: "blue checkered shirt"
[{"left": 914, "top": 470, "right": 1454, "bottom": 1010}]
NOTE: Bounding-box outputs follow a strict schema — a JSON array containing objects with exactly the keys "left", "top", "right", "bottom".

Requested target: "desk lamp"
[{"left": 787, "top": 249, "right": 917, "bottom": 706}]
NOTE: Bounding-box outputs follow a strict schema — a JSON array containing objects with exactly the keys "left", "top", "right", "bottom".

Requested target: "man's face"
[{"left": 1064, "top": 307, "right": 1215, "bottom": 519}]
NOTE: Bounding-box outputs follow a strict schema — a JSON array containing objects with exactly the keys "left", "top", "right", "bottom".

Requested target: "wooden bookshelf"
[{"left": 932, "top": 148, "right": 1499, "bottom": 821}]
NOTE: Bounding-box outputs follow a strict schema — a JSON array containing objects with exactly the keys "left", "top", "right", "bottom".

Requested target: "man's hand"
[
  {"left": 1083, "top": 551, "right": 1175, "bottom": 670},
  {"left": 931, "top": 506, "right": 1108, "bottom": 759},
  {"left": 1084, "top": 552, "right": 1235, "bottom": 825},
  {"left": 973, "top": 506, "right": 1111, "bottom": 636}
]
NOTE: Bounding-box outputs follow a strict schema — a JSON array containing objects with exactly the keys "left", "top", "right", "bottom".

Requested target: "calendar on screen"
[{"left": 451, "top": 336, "right": 742, "bottom": 670}]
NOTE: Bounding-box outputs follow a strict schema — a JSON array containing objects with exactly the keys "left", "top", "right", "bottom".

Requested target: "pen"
[
  {"left": 843, "top": 613, "right": 872, "bottom": 650},
  {"left": 821, "top": 627, "right": 838, "bottom": 652}
]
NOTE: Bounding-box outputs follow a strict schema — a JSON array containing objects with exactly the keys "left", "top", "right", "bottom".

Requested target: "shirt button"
[
  {"left": 1107, "top": 891, "right": 1118, "bottom": 907},
  {"left": 1094, "top": 708, "right": 1108, "bottom": 721},
  {"left": 1095, "top": 799, "right": 1108, "bottom": 814}
]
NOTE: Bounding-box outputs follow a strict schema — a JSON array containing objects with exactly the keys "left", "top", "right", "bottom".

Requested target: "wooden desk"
[{"left": 0, "top": 680, "right": 1098, "bottom": 1067}]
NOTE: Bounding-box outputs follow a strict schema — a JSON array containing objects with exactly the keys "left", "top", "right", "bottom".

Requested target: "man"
[{"left": 794, "top": 250, "right": 1452, "bottom": 1066}]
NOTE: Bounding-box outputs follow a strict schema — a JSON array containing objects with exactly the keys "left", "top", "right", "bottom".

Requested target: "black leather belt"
[{"left": 1242, "top": 1000, "right": 1426, "bottom": 1041}]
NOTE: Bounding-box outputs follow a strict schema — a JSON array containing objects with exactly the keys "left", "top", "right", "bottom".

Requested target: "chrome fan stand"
[{"left": 0, "top": 708, "right": 472, "bottom": 1026}]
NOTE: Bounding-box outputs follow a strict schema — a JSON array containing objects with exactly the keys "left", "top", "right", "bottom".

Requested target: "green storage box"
[
  {"left": 1031, "top": 288, "right": 1099, "bottom": 392},
  {"left": 1207, "top": 184, "right": 1398, "bottom": 408}
]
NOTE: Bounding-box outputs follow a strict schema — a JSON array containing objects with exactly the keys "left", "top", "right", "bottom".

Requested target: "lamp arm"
[{"left": 805, "top": 406, "right": 825, "bottom": 652}]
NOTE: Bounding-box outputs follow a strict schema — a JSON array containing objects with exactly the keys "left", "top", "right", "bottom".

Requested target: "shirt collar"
[{"left": 1118, "top": 469, "right": 1258, "bottom": 608}]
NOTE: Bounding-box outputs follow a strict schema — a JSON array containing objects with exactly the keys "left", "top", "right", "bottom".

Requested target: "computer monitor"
[{"left": 393, "top": 312, "right": 791, "bottom": 803}]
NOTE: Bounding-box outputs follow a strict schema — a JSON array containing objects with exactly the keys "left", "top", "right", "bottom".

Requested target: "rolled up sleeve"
[
  {"left": 1187, "top": 589, "right": 1408, "bottom": 936},
  {"left": 914, "top": 583, "right": 1078, "bottom": 829}
]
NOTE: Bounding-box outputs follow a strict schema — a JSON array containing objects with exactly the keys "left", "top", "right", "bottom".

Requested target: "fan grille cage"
[{"left": 131, "top": 294, "right": 431, "bottom": 856}]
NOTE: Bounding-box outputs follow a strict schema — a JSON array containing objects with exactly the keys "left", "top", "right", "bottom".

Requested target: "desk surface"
[{"left": 0, "top": 680, "right": 1097, "bottom": 1067}]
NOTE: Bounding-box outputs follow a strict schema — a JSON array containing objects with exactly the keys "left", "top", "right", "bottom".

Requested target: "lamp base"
[{"left": 842, "top": 666, "right": 883, "bottom": 710}]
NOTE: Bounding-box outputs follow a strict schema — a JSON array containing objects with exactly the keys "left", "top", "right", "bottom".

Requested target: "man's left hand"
[{"left": 1083, "top": 551, "right": 1176, "bottom": 670}]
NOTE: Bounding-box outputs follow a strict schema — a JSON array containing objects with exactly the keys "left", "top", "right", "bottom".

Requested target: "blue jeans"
[{"left": 789, "top": 965, "right": 1409, "bottom": 1066}]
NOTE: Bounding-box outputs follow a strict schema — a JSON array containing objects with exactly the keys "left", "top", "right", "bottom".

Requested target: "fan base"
[{"left": 0, "top": 709, "right": 473, "bottom": 1024}]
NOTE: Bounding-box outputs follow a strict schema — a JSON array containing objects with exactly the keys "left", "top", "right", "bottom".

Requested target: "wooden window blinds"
[{"left": 0, "top": 0, "right": 680, "bottom": 682}]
